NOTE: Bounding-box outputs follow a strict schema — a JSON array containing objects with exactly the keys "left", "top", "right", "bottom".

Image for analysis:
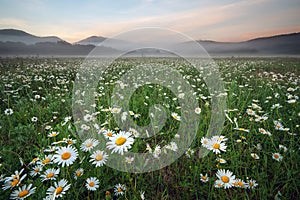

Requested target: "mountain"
[
  {"left": 0, "top": 29, "right": 299, "bottom": 56},
  {"left": 75, "top": 36, "right": 106, "bottom": 45},
  {"left": 0, "top": 29, "right": 65, "bottom": 45},
  {"left": 191, "top": 32, "right": 300, "bottom": 55}
]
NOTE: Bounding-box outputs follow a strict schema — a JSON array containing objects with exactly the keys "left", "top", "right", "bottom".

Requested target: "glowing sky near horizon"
[{"left": 0, "top": 0, "right": 299, "bottom": 43}]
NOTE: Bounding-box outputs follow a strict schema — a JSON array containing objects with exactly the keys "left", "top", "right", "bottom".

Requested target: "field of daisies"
[{"left": 0, "top": 57, "right": 299, "bottom": 199}]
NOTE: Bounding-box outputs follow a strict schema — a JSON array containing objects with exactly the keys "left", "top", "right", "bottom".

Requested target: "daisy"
[
  {"left": 153, "top": 145, "right": 161, "bottom": 158},
  {"left": 200, "top": 173, "right": 209, "bottom": 183},
  {"left": 10, "top": 184, "right": 36, "bottom": 199},
  {"left": 83, "top": 114, "right": 94, "bottom": 122},
  {"left": 185, "top": 148, "right": 195, "bottom": 158},
  {"left": 90, "top": 150, "right": 109, "bottom": 167},
  {"left": 86, "top": 177, "right": 99, "bottom": 191},
  {"left": 31, "top": 117, "right": 38, "bottom": 122},
  {"left": 40, "top": 168, "right": 60, "bottom": 182},
  {"left": 111, "top": 107, "right": 121, "bottom": 114},
  {"left": 2, "top": 174, "right": 27, "bottom": 190},
  {"left": 29, "top": 165, "right": 43, "bottom": 177},
  {"left": 272, "top": 153, "right": 283, "bottom": 162},
  {"left": 102, "top": 129, "right": 115, "bottom": 139},
  {"left": 247, "top": 179, "right": 258, "bottom": 189},
  {"left": 106, "top": 131, "right": 134, "bottom": 155},
  {"left": 274, "top": 120, "right": 284, "bottom": 130},
  {"left": 251, "top": 153, "right": 260, "bottom": 160},
  {"left": 125, "top": 156, "right": 134, "bottom": 164},
  {"left": 233, "top": 179, "right": 247, "bottom": 188},
  {"left": 81, "top": 124, "right": 90, "bottom": 131},
  {"left": 195, "top": 107, "right": 201, "bottom": 114},
  {"left": 216, "top": 169, "right": 236, "bottom": 189},
  {"left": 46, "top": 179, "right": 71, "bottom": 198},
  {"left": 74, "top": 168, "right": 84, "bottom": 180},
  {"left": 4, "top": 108, "right": 13, "bottom": 115},
  {"left": 129, "top": 128, "right": 140, "bottom": 137},
  {"left": 166, "top": 142, "right": 178, "bottom": 152},
  {"left": 53, "top": 146, "right": 78, "bottom": 167},
  {"left": 39, "top": 155, "right": 53, "bottom": 165},
  {"left": 279, "top": 144, "right": 288, "bottom": 152},
  {"left": 216, "top": 158, "right": 227, "bottom": 164},
  {"left": 201, "top": 137, "right": 210, "bottom": 148},
  {"left": 80, "top": 138, "right": 99, "bottom": 152},
  {"left": 114, "top": 183, "right": 126, "bottom": 196},
  {"left": 171, "top": 112, "right": 181, "bottom": 121},
  {"left": 212, "top": 135, "right": 228, "bottom": 142},
  {"left": 48, "top": 131, "right": 59, "bottom": 138},
  {"left": 207, "top": 140, "right": 227, "bottom": 154},
  {"left": 214, "top": 180, "right": 224, "bottom": 188}
]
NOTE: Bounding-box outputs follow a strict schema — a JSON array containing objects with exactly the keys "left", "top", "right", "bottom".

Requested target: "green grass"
[{"left": 0, "top": 57, "right": 299, "bottom": 199}]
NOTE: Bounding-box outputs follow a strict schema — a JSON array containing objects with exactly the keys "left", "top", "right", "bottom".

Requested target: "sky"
[{"left": 0, "top": 0, "right": 299, "bottom": 43}]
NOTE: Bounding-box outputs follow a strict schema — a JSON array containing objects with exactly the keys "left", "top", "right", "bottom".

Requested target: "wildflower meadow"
[{"left": 0, "top": 57, "right": 299, "bottom": 199}]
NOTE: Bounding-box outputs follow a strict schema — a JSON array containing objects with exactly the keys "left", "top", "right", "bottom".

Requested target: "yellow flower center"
[
  {"left": 117, "top": 187, "right": 122, "bottom": 192},
  {"left": 249, "top": 182, "right": 254, "bottom": 187},
  {"left": 95, "top": 155, "right": 103, "bottom": 161},
  {"left": 86, "top": 142, "right": 93, "bottom": 148},
  {"left": 238, "top": 181, "right": 244, "bottom": 187},
  {"left": 11, "top": 179, "right": 19, "bottom": 186},
  {"left": 55, "top": 187, "right": 63, "bottom": 194},
  {"left": 18, "top": 190, "right": 29, "bottom": 197},
  {"left": 274, "top": 154, "right": 279, "bottom": 159},
  {"left": 107, "top": 132, "right": 113, "bottom": 137},
  {"left": 76, "top": 171, "right": 82, "bottom": 176},
  {"left": 61, "top": 152, "right": 71, "bottom": 160},
  {"left": 67, "top": 140, "right": 73, "bottom": 144},
  {"left": 89, "top": 182, "right": 95, "bottom": 187},
  {"left": 46, "top": 173, "right": 54, "bottom": 178},
  {"left": 201, "top": 176, "right": 207, "bottom": 180},
  {"left": 213, "top": 143, "right": 220, "bottom": 149},
  {"left": 34, "top": 168, "right": 40, "bottom": 172},
  {"left": 115, "top": 137, "right": 126, "bottom": 146},
  {"left": 42, "top": 158, "right": 51, "bottom": 164},
  {"left": 221, "top": 176, "right": 229, "bottom": 183}
]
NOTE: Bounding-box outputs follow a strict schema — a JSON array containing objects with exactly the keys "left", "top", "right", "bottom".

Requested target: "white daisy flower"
[
  {"left": 86, "top": 177, "right": 99, "bottom": 191},
  {"left": 216, "top": 169, "right": 236, "bottom": 189},
  {"left": 2, "top": 174, "right": 27, "bottom": 190},
  {"left": 207, "top": 139, "right": 227, "bottom": 154},
  {"left": 89, "top": 150, "right": 109, "bottom": 167},
  {"left": 201, "top": 137, "right": 210, "bottom": 148},
  {"left": 102, "top": 129, "right": 115, "bottom": 139},
  {"left": 125, "top": 156, "right": 134, "bottom": 164},
  {"left": 30, "top": 165, "right": 43, "bottom": 177},
  {"left": 40, "top": 168, "right": 60, "bottom": 182},
  {"left": 200, "top": 173, "right": 209, "bottom": 183},
  {"left": 4, "top": 108, "right": 13, "bottom": 115},
  {"left": 74, "top": 168, "right": 84, "bottom": 180},
  {"left": 46, "top": 179, "right": 71, "bottom": 198},
  {"left": 247, "top": 179, "right": 258, "bottom": 189},
  {"left": 272, "top": 153, "right": 283, "bottom": 162},
  {"left": 10, "top": 184, "right": 36, "bottom": 199},
  {"left": 53, "top": 146, "right": 78, "bottom": 167},
  {"left": 80, "top": 138, "right": 99, "bottom": 152},
  {"left": 171, "top": 112, "right": 181, "bottom": 121},
  {"left": 185, "top": 148, "right": 195, "bottom": 158},
  {"left": 114, "top": 183, "right": 126, "bottom": 196},
  {"left": 153, "top": 145, "right": 161, "bottom": 158},
  {"left": 251, "top": 153, "right": 260, "bottom": 160},
  {"left": 233, "top": 179, "right": 247, "bottom": 188},
  {"left": 106, "top": 131, "right": 134, "bottom": 155},
  {"left": 31, "top": 116, "right": 38, "bottom": 122},
  {"left": 111, "top": 107, "right": 121, "bottom": 114},
  {"left": 48, "top": 131, "right": 59, "bottom": 138},
  {"left": 195, "top": 107, "right": 201, "bottom": 114}
]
